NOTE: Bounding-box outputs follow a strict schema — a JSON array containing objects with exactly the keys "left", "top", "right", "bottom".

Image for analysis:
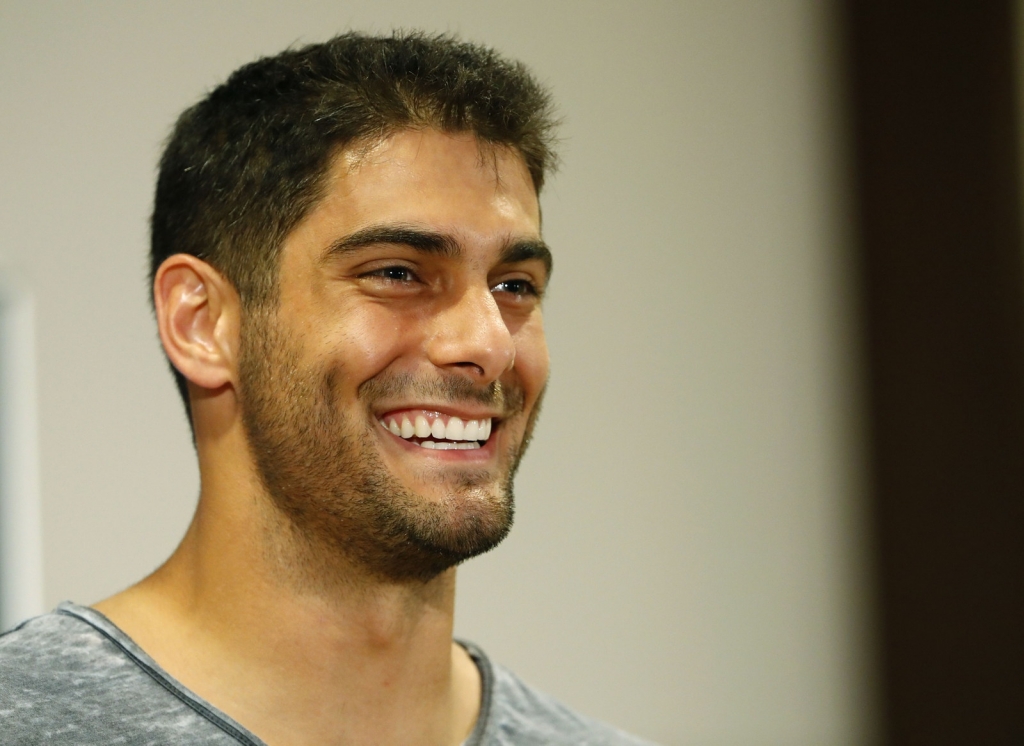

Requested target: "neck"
[{"left": 94, "top": 432, "right": 481, "bottom": 746}]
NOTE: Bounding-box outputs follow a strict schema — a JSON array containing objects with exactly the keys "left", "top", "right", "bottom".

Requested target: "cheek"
[
  {"left": 513, "top": 317, "right": 549, "bottom": 401},
  {"left": 323, "top": 305, "right": 421, "bottom": 380}
]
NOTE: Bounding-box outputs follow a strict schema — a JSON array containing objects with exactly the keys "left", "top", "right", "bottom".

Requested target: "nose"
[{"left": 425, "top": 284, "right": 516, "bottom": 384}]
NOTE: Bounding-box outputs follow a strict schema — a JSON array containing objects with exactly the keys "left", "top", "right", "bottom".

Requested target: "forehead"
[{"left": 305, "top": 129, "right": 541, "bottom": 244}]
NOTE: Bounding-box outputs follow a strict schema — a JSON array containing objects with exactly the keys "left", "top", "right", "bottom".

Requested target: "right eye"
[{"left": 364, "top": 266, "right": 418, "bottom": 283}]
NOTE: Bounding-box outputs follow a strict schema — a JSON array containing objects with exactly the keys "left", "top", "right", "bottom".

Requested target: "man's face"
[{"left": 237, "top": 129, "right": 549, "bottom": 582}]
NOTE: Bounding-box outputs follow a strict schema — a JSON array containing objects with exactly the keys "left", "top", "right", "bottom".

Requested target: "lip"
[{"left": 374, "top": 403, "right": 503, "bottom": 421}]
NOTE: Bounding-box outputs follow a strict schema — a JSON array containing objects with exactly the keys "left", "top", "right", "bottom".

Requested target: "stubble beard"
[{"left": 236, "top": 308, "right": 537, "bottom": 585}]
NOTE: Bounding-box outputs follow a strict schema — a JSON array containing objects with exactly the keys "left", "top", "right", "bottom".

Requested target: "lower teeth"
[{"left": 420, "top": 441, "right": 481, "bottom": 450}]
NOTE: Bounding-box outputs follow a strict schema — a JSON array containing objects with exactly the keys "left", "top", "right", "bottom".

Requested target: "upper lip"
[{"left": 373, "top": 403, "right": 504, "bottom": 421}]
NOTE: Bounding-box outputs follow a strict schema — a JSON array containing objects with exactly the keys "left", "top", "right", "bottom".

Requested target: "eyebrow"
[
  {"left": 324, "top": 225, "right": 460, "bottom": 259},
  {"left": 499, "top": 238, "right": 553, "bottom": 276},
  {"left": 324, "top": 223, "right": 553, "bottom": 275}
]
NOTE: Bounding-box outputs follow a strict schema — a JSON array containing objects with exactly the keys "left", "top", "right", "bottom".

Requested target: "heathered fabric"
[{"left": 0, "top": 603, "right": 653, "bottom": 745}]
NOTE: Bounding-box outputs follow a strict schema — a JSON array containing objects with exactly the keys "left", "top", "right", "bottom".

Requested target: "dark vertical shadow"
[{"left": 842, "top": 2, "right": 1024, "bottom": 743}]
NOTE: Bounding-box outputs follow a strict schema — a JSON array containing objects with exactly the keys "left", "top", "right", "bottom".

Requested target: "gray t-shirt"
[{"left": 0, "top": 603, "right": 653, "bottom": 745}]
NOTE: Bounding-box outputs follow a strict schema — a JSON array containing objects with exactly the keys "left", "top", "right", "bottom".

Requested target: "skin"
[{"left": 94, "top": 129, "right": 549, "bottom": 746}]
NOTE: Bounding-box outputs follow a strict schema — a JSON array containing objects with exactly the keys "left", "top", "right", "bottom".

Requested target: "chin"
[{"left": 353, "top": 483, "right": 516, "bottom": 583}]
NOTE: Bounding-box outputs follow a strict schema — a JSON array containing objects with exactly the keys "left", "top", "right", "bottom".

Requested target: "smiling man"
[{"left": 0, "top": 32, "right": 651, "bottom": 746}]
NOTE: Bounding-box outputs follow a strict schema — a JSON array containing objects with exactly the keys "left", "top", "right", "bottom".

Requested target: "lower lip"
[{"left": 379, "top": 426, "right": 498, "bottom": 462}]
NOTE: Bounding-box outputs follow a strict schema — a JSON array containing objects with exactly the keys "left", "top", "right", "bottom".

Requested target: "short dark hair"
[{"left": 150, "top": 31, "right": 559, "bottom": 416}]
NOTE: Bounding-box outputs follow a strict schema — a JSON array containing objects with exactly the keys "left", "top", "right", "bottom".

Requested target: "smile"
[{"left": 378, "top": 411, "right": 493, "bottom": 450}]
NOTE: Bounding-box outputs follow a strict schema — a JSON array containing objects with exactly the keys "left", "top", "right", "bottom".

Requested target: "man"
[{"left": 0, "top": 32, "right": 652, "bottom": 745}]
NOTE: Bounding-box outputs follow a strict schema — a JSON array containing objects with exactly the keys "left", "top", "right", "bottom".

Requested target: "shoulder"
[
  {"left": 0, "top": 606, "right": 128, "bottom": 684},
  {"left": 0, "top": 607, "right": 140, "bottom": 742},
  {"left": 464, "top": 642, "right": 658, "bottom": 746},
  {"left": 0, "top": 604, "right": 251, "bottom": 745},
  {"left": 486, "top": 663, "right": 657, "bottom": 746}
]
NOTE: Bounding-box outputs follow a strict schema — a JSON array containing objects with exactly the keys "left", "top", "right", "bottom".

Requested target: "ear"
[{"left": 153, "top": 254, "right": 239, "bottom": 392}]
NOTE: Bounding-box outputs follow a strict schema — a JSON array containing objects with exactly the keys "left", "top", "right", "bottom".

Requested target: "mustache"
[{"left": 357, "top": 371, "right": 525, "bottom": 417}]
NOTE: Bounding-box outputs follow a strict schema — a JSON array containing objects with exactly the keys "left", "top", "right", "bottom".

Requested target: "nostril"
[{"left": 451, "top": 361, "right": 486, "bottom": 376}]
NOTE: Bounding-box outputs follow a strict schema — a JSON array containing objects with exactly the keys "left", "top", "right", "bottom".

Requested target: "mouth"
[{"left": 377, "top": 410, "right": 495, "bottom": 451}]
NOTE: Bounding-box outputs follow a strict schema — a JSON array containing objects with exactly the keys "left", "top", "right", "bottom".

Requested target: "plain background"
[{"left": 0, "top": 2, "right": 875, "bottom": 744}]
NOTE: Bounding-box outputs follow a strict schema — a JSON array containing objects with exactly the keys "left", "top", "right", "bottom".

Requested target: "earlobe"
[{"left": 154, "top": 255, "right": 239, "bottom": 392}]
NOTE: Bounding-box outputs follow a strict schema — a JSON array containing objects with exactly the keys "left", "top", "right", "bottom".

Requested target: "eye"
[
  {"left": 491, "top": 278, "right": 539, "bottom": 298},
  {"left": 365, "top": 265, "right": 417, "bottom": 283}
]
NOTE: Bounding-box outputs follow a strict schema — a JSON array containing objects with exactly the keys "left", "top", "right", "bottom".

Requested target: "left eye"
[{"left": 491, "top": 279, "right": 538, "bottom": 297}]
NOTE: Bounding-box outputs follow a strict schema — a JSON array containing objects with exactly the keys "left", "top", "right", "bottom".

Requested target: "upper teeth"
[{"left": 381, "top": 415, "right": 492, "bottom": 444}]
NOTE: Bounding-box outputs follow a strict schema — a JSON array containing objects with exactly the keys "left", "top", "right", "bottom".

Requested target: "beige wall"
[{"left": 0, "top": 1, "right": 874, "bottom": 743}]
